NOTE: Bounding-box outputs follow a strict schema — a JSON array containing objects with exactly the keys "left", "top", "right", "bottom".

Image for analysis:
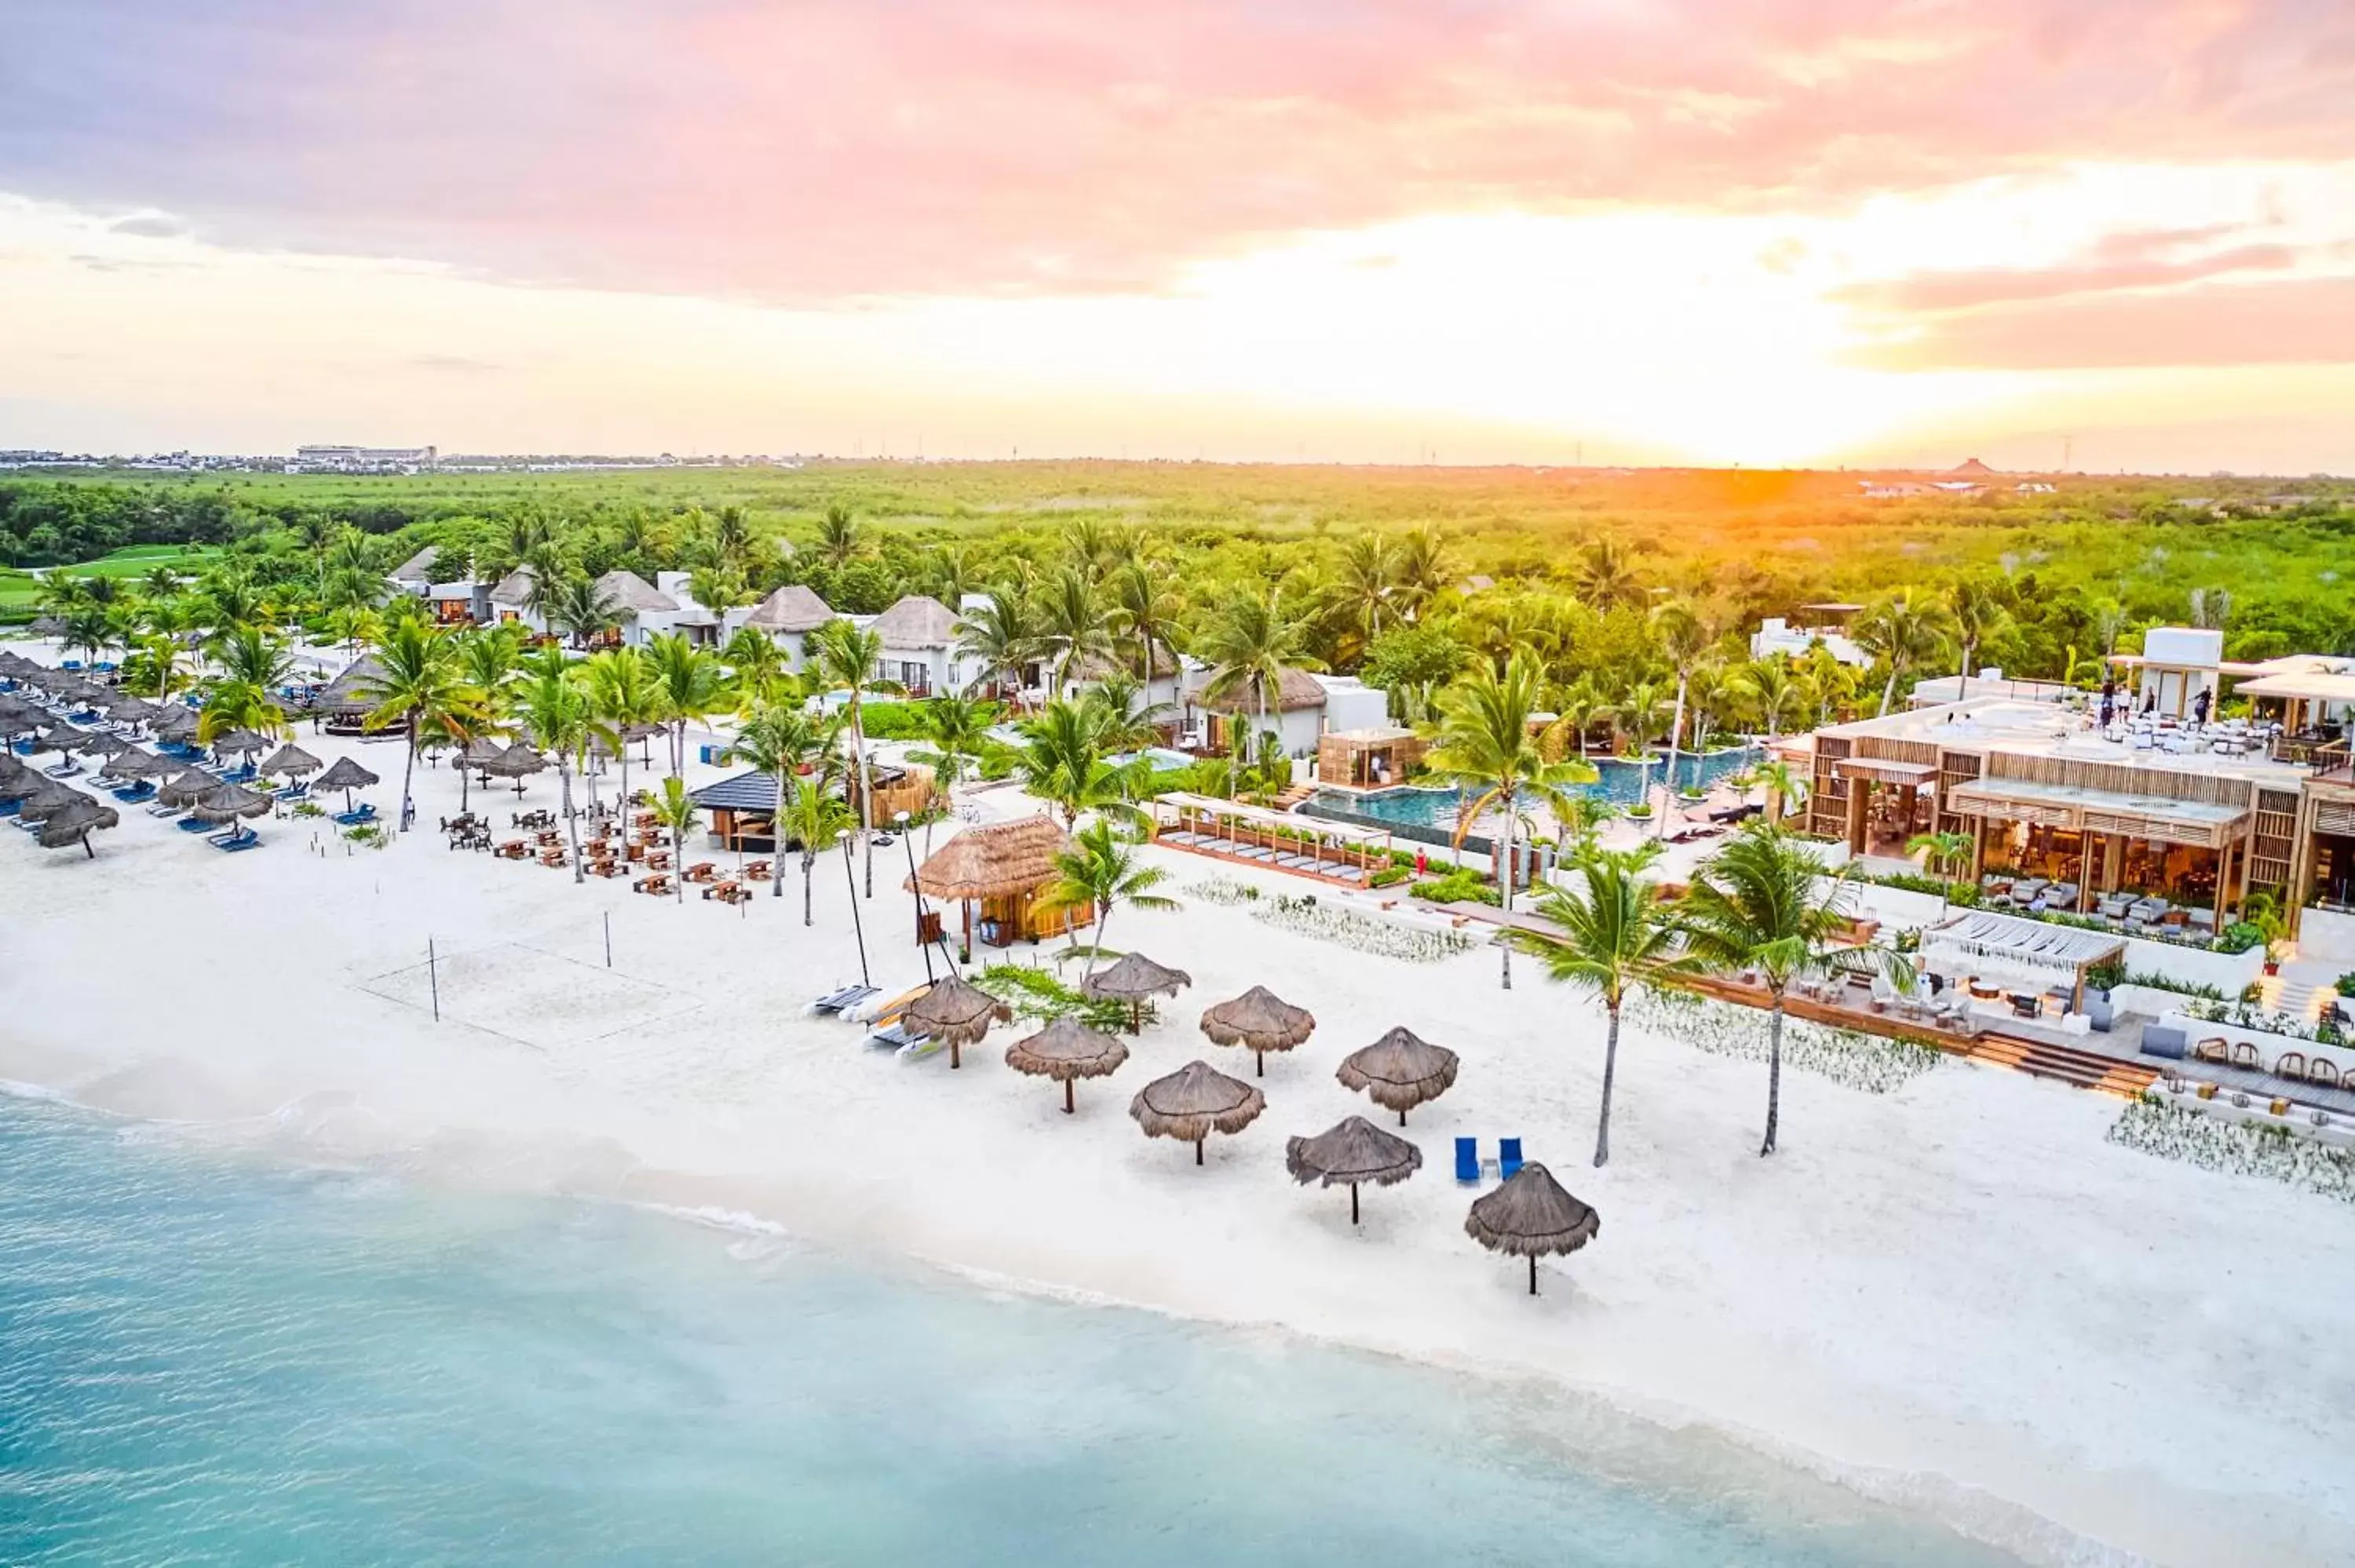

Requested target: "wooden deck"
[{"left": 1150, "top": 830, "right": 1375, "bottom": 887}]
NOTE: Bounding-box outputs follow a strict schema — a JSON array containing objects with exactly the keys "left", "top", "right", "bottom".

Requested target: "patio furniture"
[
  {"left": 2275, "top": 1052, "right": 2308, "bottom": 1081},
  {"left": 2190, "top": 1037, "right": 2228, "bottom": 1064},
  {"left": 2229, "top": 1041, "right": 2261, "bottom": 1070},
  {"left": 2097, "top": 892, "right": 2131, "bottom": 921},
  {"left": 2312, "top": 1060, "right": 2342, "bottom": 1089},
  {"left": 2084, "top": 995, "right": 2115, "bottom": 1033},
  {"left": 2185, "top": 908, "right": 2215, "bottom": 937},
  {"left": 2044, "top": 882, "right": 2079, "bottom": 910}
]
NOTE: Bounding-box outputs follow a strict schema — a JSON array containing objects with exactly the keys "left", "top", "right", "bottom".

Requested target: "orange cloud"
[{"left": 1849, "top": 275, "right": 2355, "bottom": 369}]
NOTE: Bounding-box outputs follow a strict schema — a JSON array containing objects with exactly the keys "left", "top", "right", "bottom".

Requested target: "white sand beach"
[{"left": 5, "top": 655, "right": 2353, "bottom": 1567}]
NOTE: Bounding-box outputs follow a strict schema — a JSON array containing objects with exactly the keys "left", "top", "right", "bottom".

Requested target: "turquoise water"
[
  {"left": 1316, "top": 747, "right": 1761, "bottom": 831},
  {"left": 0, "top": 1095, "right": 2026, "bottom": 1567}
]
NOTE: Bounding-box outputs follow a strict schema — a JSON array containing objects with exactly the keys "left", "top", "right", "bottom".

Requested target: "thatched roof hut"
[
  {"left": 908, "top": 816, "right": 1083, "bottom": 949},
  {"left": 1129, "top": 1059, "right": 1265, "bottom": 1165},
  {"left": 900, "top": 974, "right": 1013, "bottom": 1070},
  {"left": 315, "top": 656, "right": 388, "bottom": 730},
  {"left": 38, "top": 793, "right": 119, "bottom": 856},
  {"left": 1194, "top": 665, "right": 1327, "bottom": 714},
  {"left": 260, "top": 742, "right": 323, "bottom": 776},
  {"left": 1286, "top": 1115, "right": 1422, "bottom": 1224},
  {"left": 1198, "top": 986, "right": 1316, "bottom": 1077},
  {"left": 1005, "top": 1016, "right": 1130, "bottom": 1114},
  {"left": 1336, "top": 1027, "right": 1462, "bottom": 1125},
  {"left": 1464, "top": 1162, "right": 1601, "bottom": 1296},
  {"left": 1079, "top": 952, "right": 1192, "bottom": 1034}
]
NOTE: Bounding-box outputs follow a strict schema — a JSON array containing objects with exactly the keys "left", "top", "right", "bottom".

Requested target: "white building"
[
  {"left": 385, "top": 545, "right": 489, "bottom": 625},
  {"left": 865, "top": 595, "right": 970, "bottom": 697},
  {"left": 1181, "top": 666, "right": 1390, "bottom": 759},
  {"left": 1751, "top": 604, "right": 1871, "bottom": 669},
  {"left": 738, "top": 584, "right": 835, "bottom": 670},
  {"left": 294, "top": 444, "right": 437, "bottom": 472},
  {"left": 486, "top": 566, "right": 546, "bottom": 636}
]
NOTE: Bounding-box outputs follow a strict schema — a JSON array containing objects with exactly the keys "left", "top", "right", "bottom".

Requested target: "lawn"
[{"left": 61, "top": 544, "right": 218, "bottom": 579}]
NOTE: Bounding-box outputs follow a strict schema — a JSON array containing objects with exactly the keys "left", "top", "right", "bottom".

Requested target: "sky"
[{"left": 5, "top": 0, "right": 2355, "bottom": 472}]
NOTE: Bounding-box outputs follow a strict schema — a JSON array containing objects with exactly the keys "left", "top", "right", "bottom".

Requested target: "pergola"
[
  {"left": 1919, "top": 909, "right": 2124, "bottom": 1013},
  {"left": 1314, "top": 727, "right": 1428, "bottom": 790},
  {"left": 1945, "top": 775, "right": 2252, "bottom": 913},
  {"left": 1152, "top": 791, "right": 1393, "bottom": 879},
  {"left": 2233, "top": 668, "right": 2355, "bottom": 741}
]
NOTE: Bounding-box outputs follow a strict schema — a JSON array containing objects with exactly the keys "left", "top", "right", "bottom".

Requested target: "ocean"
[{"left": 0, "top": 1093, "right": 2029, "bottom": 1566}]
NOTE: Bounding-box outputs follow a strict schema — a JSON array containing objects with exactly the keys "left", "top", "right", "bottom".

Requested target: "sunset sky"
[{"left": 5, "top": 1, "right": 2355, "bottom": 472}]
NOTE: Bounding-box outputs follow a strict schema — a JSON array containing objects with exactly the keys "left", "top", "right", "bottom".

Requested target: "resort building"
[
  {"left": 1179, "top": 667, "right": 1390, "bottom": 759},
  {"left": 385, "top": 547, "right": 493, "bottom": 625},
  {"left": 586, "top": 570, "right": 735, "bottom": 647},
  {"left": 486, "top": 566, "right": 545, "bottom": 635},
  {"left": 864, "top": 595, "right": 970, "bottom": 697},
  {"left": 1750, "top": 605, "right": 1871, "bottom": 669},
  {"left": 1794, "top": 689, "right": 2353, "bottom": 959},
  {"left": 738, "top": 584, "right": 835, "bottom": 670},
  {"left": 907, "top": 815, "right": 1090, "bottom": 950}
]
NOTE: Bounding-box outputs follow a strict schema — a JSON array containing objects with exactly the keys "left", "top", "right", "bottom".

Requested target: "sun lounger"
[
  {"left": 811, "top": 984, "right": 877, "bottom": 1016},
  {"left": 1454, "top": 1136, "right": 1479, "bottom": 1183},
  {"left": 1499, "top": 1138, "right": 1524, "bottom": 1180},
  {"left": 334, "top": 804, "right": 378, "bottom": 826},
  {"left": 866, "top": 1021, "right": 927, "bottom": 1051},
  {"left": 146, "top": 800, "right": 184, "bottom": 818},
  {"left": 177, "top": 815, "right": 216, "bottom": 833}
]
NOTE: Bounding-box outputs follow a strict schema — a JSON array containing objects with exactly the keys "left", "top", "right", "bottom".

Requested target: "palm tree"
[
  {"left": 1752, "top": 757, "right": 1809, "bottom": 825},
  {"left": 1078, "top": 673, "right": 1167, "bottom": 750},
  {"left": 728, "top": 702, "right": 828, "bottom": 897},
  {"left": 1108, "top": 560, "right": 1181, "bottom": 680},
  {"left": 1731, "top": 657, "right": 1804, "bottom": 738},
  {"left": 547, "top": 574, "right": 623, "bottom": 649},
  {"left": 1015, "top": 698, "right": 1149, "bottom": 830},
  {"left": 1574, "top": 536, "right": 1644, "bottom": 611},
  {"left": 581, "top": 647, "right": 659, "bottom": 811},
  {"left": 954, "top": 592, "right": 1043, "bottom": 703},
  {"left": 721, "top": 625, "right": 786, "bottom": 700},
  {"left": 1648, "top": 598, "right": 1714, "bottom": 836},
  {"left": 779, "top": 774, "right": 856, "bottom": 924},
  {"left": 1539, "top": 675, "right": 1607, "bottom": 761},
  {"left": 809, "top": 618, "right": 888, "bottom": 895},
  {"left": 195, "top": 626, "right": 297, "bottom": 745},
  {"left": 1423, "top": 652, "right": 1601, "bottom": 989},
  {"left": 1035, "top": 565, "right": 1117, "bottom": 697},
  {"left": 816, "top": 504, "right": 864, "bottom": 566},
  {"left": 687, "top": 565, "right": 749, "bottom": 625},
  {"left": 134, "top": 631, "right": 191, "bottom": 704},
  {"left": 1194, "top": 586, "right": 1319, "bottom": 798},
  {"left": 359, "top": 620, "right": 468, "bottom": 833},
  {"left": 1389, "top": 526, "right": 1451, "bottom": 622},
  {"left": 648, "top": 777, "right": 701, "bottom": 905},
  {"left": 454, "top": 624, "right": 525, "bottom": 714},
  {"left": 1327, "top": 534, "right": 1400, "bottom": 648},
  {"left": 1946, "top": 577, "right": 2014, "bottom": 700},
  {"left": 1907, "top": 828, "right": 1975, "bottom": 914},
  {"left": 913, "top": 693, "right": 990, "bottom": 835},
  {"left": 1679, "top": 825, "right": 1858, "bottom": 1156},
  {"left": 514, "top": 658, "right": 609, "bottom": 884},
  {"left": 644, "top": 632, "right": 731, "bottom": 777},
  {"left": 1605, "top": 679, "right": 1673, "bottom": 818},
  {"left": 61, "top": 607, "right": 112, "bottom": 667},
  {"left": 1852, "top": 588, "right": 1957, "bottom": 716},
  {"left": 1039, "top": 820, "right": 1179, "bottom": 985},
  {"left": 1511, "top": 845, "right": 1697, "bottom": 1166}
]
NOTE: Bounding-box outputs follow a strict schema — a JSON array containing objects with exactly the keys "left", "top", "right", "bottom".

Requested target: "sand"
[{"left": 4, "top": 644, "right": 2352, "bottom": 1567}]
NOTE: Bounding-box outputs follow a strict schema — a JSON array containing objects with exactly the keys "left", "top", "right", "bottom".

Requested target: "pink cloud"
[
  {"left": 1848, "top": 274, "right": 2355, "bottom": 369},
  {"left": 7, "top": 0, "right": 2355, "bottom": 301},
  {"left": 1838, "top": 241, "right": 2301, "bottom": 312}
]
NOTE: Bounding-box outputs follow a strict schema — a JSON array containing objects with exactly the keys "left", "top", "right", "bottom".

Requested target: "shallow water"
[{"left": 0, "top": 1094, "right": 2028, "bottom": 1566}]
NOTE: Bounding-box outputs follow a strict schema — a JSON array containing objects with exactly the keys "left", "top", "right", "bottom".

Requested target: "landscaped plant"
[{"left": 1409, "top": 869, "right": 1500, "bottom": 906}]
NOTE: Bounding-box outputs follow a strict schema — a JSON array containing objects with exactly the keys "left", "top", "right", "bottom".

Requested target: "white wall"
[
  {"left": 2157, "top": 1010, "right": 2353, "bottom": 1082},
  {"left": 2120, "top": 935, "right": 2266, "bottom": 995}
]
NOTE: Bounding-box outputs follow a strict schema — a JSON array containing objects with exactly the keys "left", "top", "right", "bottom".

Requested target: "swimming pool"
[
  {"left": 1109, "top": 746, "right": 1196, "bottom": 774},
  {"left": 1314, "top": 747, "right": 1760, "bottom": 831}
]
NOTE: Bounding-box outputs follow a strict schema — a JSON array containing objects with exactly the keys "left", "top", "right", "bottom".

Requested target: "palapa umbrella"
[
  {"left": 104, "top": 695, "right": 155, "bottom": 725},
  {"left": 1198, "top": 985, "right": 1316, "bottom": 1077},
  {"left": 109, "top": 748, "right": 177, "bottom": 784},
  {"left": 156, "top": 766, "right": 220, "bottom": 809},
  {"left": 460, "top": 734, "right": 507, "bottom": 771},
  {"left": 27, "top": 724, "right": 84, "bottom": 755},
  {"left": 483, "top": 741, "right": 547, "bottom": 794},
  {"left": 151, "top": 706, "right": 199, "bottom": 739},
  {"left": 210, "top": 727, "right": 269, "bottom": 758},
  {"left": 1129, "top": 1059, "right": 1265, "bottom": 1165},
  {"left": 74, "top": 729, "right": 135, "bottom": 760},
  {"left": 192, "top": 779, "right": 272, "bottom": 846},
  {"left": 1080, "top": 952, "right": 1193, "bottom": 1034},
  {"left": 13, "top": 781, "right": 86, "bottom": 822},
  {"left": 1464, "top": 1162, "right": 1601, "bottom": 1296},
  {"left": 1286, "top": 1114, "right": 1422, "bottom": 1224},
  {"left": 900, "top": 974, "right": 1012, "bottom": 1070},
  {"left": 0, "top": 695, "right": 43, "bottom": 734},
  {"left": 260, "top": 742, "right": 323, "bottom": 777},
  {"left": 1004, "top": 1015, "right": 1130, "bottom": 1114},
  {"left": 37, "top": 793, "right": 119, "bottom": 857},
  {"left": 0, "top": 752, "right": 30, "bottom": 792},
  {"left": 313, "top": 755, "right": 380, "bottom": 814},
  {"left": 1336, "top": 1027, "right": 1462, "bottom": 1126}
]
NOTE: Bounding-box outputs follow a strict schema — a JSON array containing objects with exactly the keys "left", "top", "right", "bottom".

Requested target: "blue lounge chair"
[
  {"left": 177, "top": 815, "right": 217, "bottom": 833},
  {"left": 1454, "top": 1136, "right": 1480, "bottom": 1183},
  {"left": 214, "top": 831, "right": 261, "bottom": 852},
  {"left": 1499, "top": 1138, "right": 1524, "bottom": 1180},
  {"left": 112, "top": 782, "right": 156, "bottom": 803},
  {"left": 334, "top": 803, "right": 378, "bottom": 826},
  {"left": 0, "top": 800, "right": 18, "bottom": 818}
]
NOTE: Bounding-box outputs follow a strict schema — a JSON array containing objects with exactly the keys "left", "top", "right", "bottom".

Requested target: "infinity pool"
[{"left": 1314, "top": 747, "right": 1761, "bottom": 831}]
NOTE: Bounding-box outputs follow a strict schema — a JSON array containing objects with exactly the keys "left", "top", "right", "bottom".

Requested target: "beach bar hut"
[
  {"left": 314, "top": 656, "right": 388, "bottom": 736},
  {"left": 907, "top": 815, "right": 1088, "bottom": 952}
]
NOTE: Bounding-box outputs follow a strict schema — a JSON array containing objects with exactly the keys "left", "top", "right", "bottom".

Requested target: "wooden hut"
[
  {"left": 313, "top": 656, "right": 388, "bottom": 737},
  {"left": 908, "top": 815, "right": 1090, "bottom": 950}
]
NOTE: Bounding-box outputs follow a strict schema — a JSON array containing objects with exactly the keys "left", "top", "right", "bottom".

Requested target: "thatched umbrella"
[
  {"left": 0, "top": 752, "right": 29, "bottom": 792},
  {"left": 1129, "top": 1059, "right": 1265, "bottom": 1166},
  {"left": 27, "top": 724, "right": 84, "bottom": 756},
  {"left": 1005, "top": 1015, "right": 1130, "bottom": 1114},
  {"left": 156, "top": 766, "right": 219, "bottom": 809},
  {"left": 110, "top": 748, "right": 177, "bottom": 783},
  {"left": 900, "top": 974, "right": 1012, "bottom": 1070},
  {"left": 210, "top": 727, "right": 269, "bottom": 758},
  {"left": 260, "top": 742, "right": 323, "bottom": 777},
  {"left": 15, "top": 780, "right": 89, "bottom": 822},
  {"left": 1336, "top": 1027, "right": 1462, "bottom": 1126},
  {"left": 105, "top": 695, "right": 155, "bottom": 726},
  {"left": 1286, "top": 1115, "right": 1422, "bottom": 1224},
  {"left": 151, "top": 706, "right": 199, "bottom": 741},
  {"left": 1464, "top": 1162, "right": 1601, "bottom": 1296},
  {"left": 192, "top": 779, "right": 272, "bottom": 846},
  {"left": 461, "top": 734, "right": 507, "bottom": 769},
  {"left": 37, "top": 793, "right": 119, "bottom": 856},
  {"left": 0, "top": 696, "right": 40, "bottom": 735},
  {"left": 483, "top": 741, "right": 547, "bottom": 794},
  {"left": 1198, "top": 986, "right": 1316, "bottom": 1077},
  {"left": 314, "top": 755, "right": 380, "bottom": 814},
  {"left": 74, "top": 729, "right": 135, "bottom": 760},
  {"left": 1080, "top": 952, "right": 1193, "bottom": 1034}
]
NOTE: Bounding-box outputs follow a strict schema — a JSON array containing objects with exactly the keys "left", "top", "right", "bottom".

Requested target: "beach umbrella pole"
[
  {"left": 1063, "top": 1078, "right": 1075, "bottom": 1115},
  {"left": 1350, "top": 1183, "right": 1360, "bottom": 1225},
  {"left": 1195, "top": 1137, "right": 1204, "bottom": 1166},
  {"left": 1528, "top": 1255, "right": 1539, "bottom": 1296}
]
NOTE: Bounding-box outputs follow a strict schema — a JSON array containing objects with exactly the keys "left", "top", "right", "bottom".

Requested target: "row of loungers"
[{"left": 1155, "top": 829, "right": 1371, "bottom": 882}]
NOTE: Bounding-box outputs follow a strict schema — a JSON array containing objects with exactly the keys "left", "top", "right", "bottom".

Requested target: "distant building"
[
  {"left": 1751, "top": 604, "right": 1871, "bottom": 669},
  {"left": 294, "top": 444, "right": 438, "bottom": 472}
]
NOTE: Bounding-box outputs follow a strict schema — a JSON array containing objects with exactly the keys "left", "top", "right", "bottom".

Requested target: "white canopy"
[{"left": 1920, "top": 909, "right": 2123, "bottom": 992}]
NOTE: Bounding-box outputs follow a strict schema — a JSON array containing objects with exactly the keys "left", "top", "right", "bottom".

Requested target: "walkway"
[{"left": 1150, "top": 830, "right": 1373, "bottom": 886}]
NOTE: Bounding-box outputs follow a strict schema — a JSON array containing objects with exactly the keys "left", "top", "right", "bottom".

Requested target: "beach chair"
[
  {"left": 2229, "top": 1041, "right": 2261, "bottom": 1070},
  {"left": 177, "top": 815, "right": 216, "bottom": 833},
  {"left": 1454, "top": 1137, "right": 1479, "bottom": 1184},
  {"left": 1499, "top": 1139, "right": 1524, "bottom": 1180}
]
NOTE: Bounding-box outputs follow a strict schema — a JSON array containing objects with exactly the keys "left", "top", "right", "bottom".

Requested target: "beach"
[{"left": 5, "top": 655, "right": 2353, "bottom": 1566}]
